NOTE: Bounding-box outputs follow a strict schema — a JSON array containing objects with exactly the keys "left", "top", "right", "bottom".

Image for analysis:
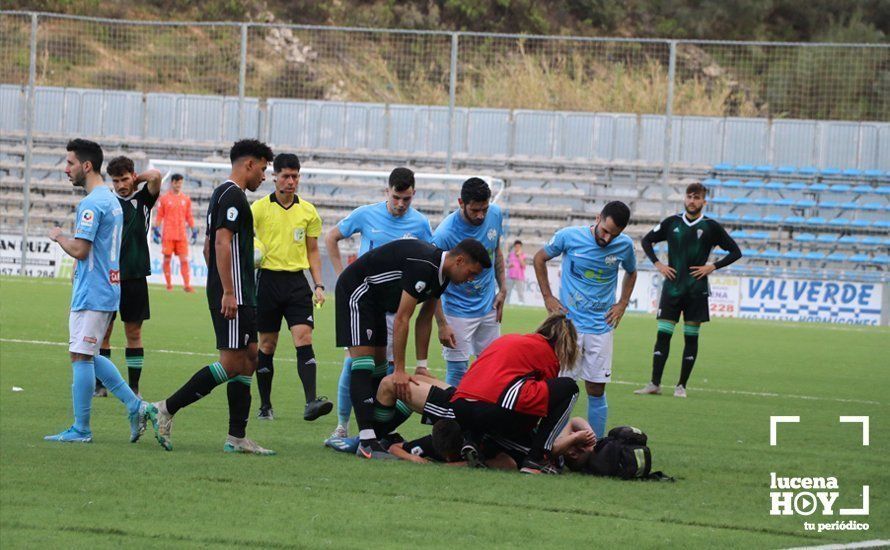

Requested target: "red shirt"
[
  {"left": 155, "top": 190, "right": 195, "bottom": 242},
  {"left": 452, "top": 333, "right": 559, "bottom": 417}
]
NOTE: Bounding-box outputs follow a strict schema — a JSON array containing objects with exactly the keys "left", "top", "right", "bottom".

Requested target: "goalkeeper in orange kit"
[{"left": 153, "top": 173, "right": 197, "bottom": 292}]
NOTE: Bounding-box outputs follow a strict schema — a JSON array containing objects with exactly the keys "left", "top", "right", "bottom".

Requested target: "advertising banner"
[{"left": 739, "top": 277, "right": 883, "bottom": 326}]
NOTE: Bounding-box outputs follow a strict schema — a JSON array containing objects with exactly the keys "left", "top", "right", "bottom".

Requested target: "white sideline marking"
[
  {"left": 782, "top": 540, "right": 890, "bottom": 550},
  {"left": 1, "top": 338, "right": 882, "bottom": 406},
  {"left": 769, "top": 415, "right": 800, "bottom": 446}
]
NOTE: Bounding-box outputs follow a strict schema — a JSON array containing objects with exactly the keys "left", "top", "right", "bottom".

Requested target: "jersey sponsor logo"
[
  {"left": 415, "top": 281, "right": 427, "bottom": 293},
  {"left": 370, "top": 228, "right": 383, "bottom": 233},
  {"left": 226, "top": 207, "right": 238, "bottom": 221},
  {"left": 109, "top": 269, "right": 120, "bottom": 284},
  {"left": 487, "top": 228, "right": 498, "bottom": 242},
  {"left": 82, "top": 336, "right": 97, "bottom": 344},
  {"left": 605, "top": 255, "right": 618, "bottom": 266},
  {"left": 80, "top": 209, "right": 95, "bottom": 226}
]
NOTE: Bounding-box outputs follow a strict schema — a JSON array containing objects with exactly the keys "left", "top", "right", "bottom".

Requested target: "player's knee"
[
  {"left": 258, "top": 333, "right": 278, "bottom": 355},
  {"left": 584, "top": 381, "right": 605, "bottom": 397},
  {"left": 291, "top": 325, "right": 312, "bottom": 347},
  {"left": 70, "top": 352, "right": 92, "bottom": 363}
]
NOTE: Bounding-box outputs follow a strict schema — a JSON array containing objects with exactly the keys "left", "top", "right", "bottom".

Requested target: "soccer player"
[
  {"left": 96, "top": 156, "right": 161, "bottom": 397},
  {"left": 334, "top": 238, "right": 490, "bottom": 458},
  {"left": 146, "top": 140, "right": 275, "bottom": 455},
  {"left": 431, "top": 177, "right": 506, "bottom": 387},
  {"left": 153, "top": 173, "right": 197, "bottom": 292},
  {"left": 324, "top": 167, "right": 433, "bottom": 439},
  {"left": 533, "top": 201, "right": 637, "bottom": 439},
  {"left": 44, "top": 139, "right": 149, "bottom": 443},
  {"left": 449, "top": 314, "right": 580, "bottom": 474},
  {"left": 252, "top": 153, "right": 331, "bottom": 421},
  {"left": 634, "top": 182, "right": 742, "bottom": 398}
]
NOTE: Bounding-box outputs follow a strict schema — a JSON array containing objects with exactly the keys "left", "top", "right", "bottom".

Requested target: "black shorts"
[
  {"left": 421, "top": 386, "right": 457, "bottom": 425},
  {"left": 657, "top": 288, "right": 710, "bottom": 323},
  {"left": 335, "top": 276, "right": 388, "bottom": 349},
  {"left": 119, "top": 277, "right": 150, "bottom": 323},
  {"left": 256, "top": 269, "right": 314, "bottom": 333},
  {"left": 210, "top": 306, "right": 258, "bottom": 350}
]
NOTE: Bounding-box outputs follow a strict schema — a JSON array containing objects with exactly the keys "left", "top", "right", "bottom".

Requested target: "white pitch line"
[
  {"left": 782, "top": 540, "right": 890, "bottom": 550},
  {"left": 1, "top": 337, "right": 881, "bottom": 406}
]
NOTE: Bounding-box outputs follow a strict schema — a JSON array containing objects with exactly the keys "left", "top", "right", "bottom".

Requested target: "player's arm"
[
  {"left": 433, "top": 300, "right": 456, "bottom": 351},
  {"left": 414, "top": 297, "right": 438, "bottom": 376},
  {"left": 136, "top": 168, "right": 162, "bottom": 197},
  {"left": 49, "top": 228, "right": 91, "bottom": 260},
  {"left": 306, "top": 236, "right": 325, "bottom": 306},
  {"left": 690, "top": 224, "right": 742, "bottom": 279},
  {"left": 388, "top": 442, "right": 430, "bottom": 464},
  {"left": 492, "top": 245, "right": 507, "bottom": 322},
  {"left": 325, "top": 226, "right": 348, "bottom": 276},
  {"left": 215, "top": 227, "right": 237, "bottom": 319},
  {"left": 392, "top": 290, "right": 420, "bottom": 400},
  {"left": 533, "top": 247, "right": 566, "bottom": 315},
  {"left": 606, "top": 269, "right": 636, "bottom": 329},
  {"left": 642, "top": 219, "right": 674, "bottom": 280}
]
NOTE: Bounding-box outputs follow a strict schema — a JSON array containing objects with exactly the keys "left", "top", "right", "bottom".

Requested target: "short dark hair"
[
  {"left": 171, "top": 173, "right": 184, "bottom": 182},
  {"left": 686, "top": 182, "right": 708, "bottom": 197},
  {"left": 431, "top": 420, "right": 463, "bottom": 460},
  {"left": 106, "top": 156, "right": 134, "bottom": 177},
  {"left": 513, "top": 240, "right": 522, "bottom": 246},
  {"left": 460, "top": 177, "right": 491, "bottom": 204},
  {"left": 451, "top": 238, "right": 492, "bottom": 269},
  {"left": 229, "top": 139, "right": 274, "bottom": 164},
  {"left": 66, "top": 138, "right": 103, "bottom": 173},
  {"left": 273, "top": 153, "right": 301, "bottom": 173},
  {"left": 600, "top": 201, "right": 631, "bottom": 229},
  {"left": 388, "top": 167, "right": 415, "bottom": 192}
]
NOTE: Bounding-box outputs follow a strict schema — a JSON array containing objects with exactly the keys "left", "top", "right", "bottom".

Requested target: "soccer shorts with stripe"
[
  {"left": 210, "top": 306, "right": 258, "bottom": 350},
  {"left": 335, "top": 276, "right": 389, "bottom": 349},
  {"left": 421, "top": 385, "right": 457, "bottom": 425}
]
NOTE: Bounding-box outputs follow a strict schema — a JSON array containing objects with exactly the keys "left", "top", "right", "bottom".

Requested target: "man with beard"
[
  {"left": 635, "top": 182, "right": 741, "bottom": 398},
  {"left": 533, "top": 201, "right": 637, "bottom": 439},
  {"left": 431, "top": 177, "right": 506, "bottom": 386}
]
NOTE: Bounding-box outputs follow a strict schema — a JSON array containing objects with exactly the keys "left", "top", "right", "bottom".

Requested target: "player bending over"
[
  {"left": 45, "top": 139, "right": 150, "bottom": 443},
  {"left": 146, "top": 140, "right": 275, "bottom": 455},
  {"left": 334, "top": 238, "right": 490, "bottom": 459},
  {"left": 635, "top": 182, "right": 741, "bottom": 398}
]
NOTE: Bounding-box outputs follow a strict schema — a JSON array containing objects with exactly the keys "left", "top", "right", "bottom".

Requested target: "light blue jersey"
[
  {"left": 71, "top": 186, "right": 123, "bottom": 312},
  {"left": 543, "top": 225, "right": 636, "bottom": 334},
  {"left": 337, "top": 201, "right": 432, "bottom": 256},
  {"left": 432, "top": 204, "right": 504, "bottom": 318}
]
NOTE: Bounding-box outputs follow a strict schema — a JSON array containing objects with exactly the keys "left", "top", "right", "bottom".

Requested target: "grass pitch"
[{"left": 0, "top": 276, "right": 887, "bottom": 548}]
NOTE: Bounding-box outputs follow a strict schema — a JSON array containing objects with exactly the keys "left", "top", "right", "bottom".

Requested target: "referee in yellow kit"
[{"left": 252, "top": 153, "right": 332, "bottom": 421}]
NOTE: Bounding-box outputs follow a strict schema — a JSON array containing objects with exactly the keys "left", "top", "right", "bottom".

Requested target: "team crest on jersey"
[
  {"left": 605, "top": 255, "right": 618, "bottom": 266},
  {"left": 80, "top": 209, "right": 94, "bottom": 226},
  {"left": 487, "top": 228, "right": 497, "bottom": 242},
  {"left": 652, "top": 223, "right": 661, "bottom": 232},
  {"left": 697, "top": 229, "right": 703, "bottom": 240},
  {"left": 130, "top": 199, "right": 138, "bottom": 208},
  {"left": 415, "top": 281, "right": 427, "bottom": 293},
  {"left": 366, "top": 329, "right": 373, "bottom": 340},
  {"left": 673, "top": 227, "right": 680, "bottom": 233},
  {"left": 226, "top": 207, "right": 238, "bottom": 221}
]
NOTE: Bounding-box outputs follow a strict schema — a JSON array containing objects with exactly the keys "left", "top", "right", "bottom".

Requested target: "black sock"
[
  {"left": 651, "top": 330, "right": 672, "bottom": 385},
  {"left": 296, "top": 345, "right": 317, "bottom": 403},
  {"left": 227, "top": 376, "right": 252, "bottom": 439},
  {"left": 96, "top": 348, "right": 111, "bottom": 389},
  {"left": 125, "top": 347, "right": 144, "bottom": 391},
  {"left": 256, "top": 350, "right": 274, "bottom": 410},
  {"left": 166, "top": 362, "right": 228, "bottom": 415},
  {"left": 679, "top": 334, "right": 699, "bottom": 387},
  {"left": 349, "top": 368, "right": 376, "bottom": 441}
]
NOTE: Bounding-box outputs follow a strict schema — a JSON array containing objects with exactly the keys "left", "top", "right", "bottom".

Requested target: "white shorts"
[
  {"left": 564, "top": 331, "right": 613, "bottom": 384},
  {"left": 442, "top": 310, "right": 500, "bottom": 362},
  {"left": 69, "top": 310, "right": 114, "bottom": 356}
]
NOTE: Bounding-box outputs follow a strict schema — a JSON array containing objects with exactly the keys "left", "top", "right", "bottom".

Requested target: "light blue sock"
[
  {"left": 445, "top": 361, "right": 468, "bottom": 387},
  {"left": 587, "top": 393, "right": 608, "bottom": 439},
  {"left": 337, "top": 358, "right": 352, "bottom": 426},
  {"left": 386, "top": 361, "right": 394, "bottom": 376},
  {"left": 71, "top": 360, "right": 95, "bottom": 433},
  {"left": 94, "top": 354, "right": 140, "bottom": 415}
]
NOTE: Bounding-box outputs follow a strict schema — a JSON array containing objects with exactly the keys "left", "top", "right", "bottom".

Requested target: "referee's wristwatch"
[{"left": 314, "top": 284, "right": 325, "bottom": 291}]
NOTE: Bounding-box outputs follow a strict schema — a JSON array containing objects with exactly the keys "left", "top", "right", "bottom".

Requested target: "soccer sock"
[
  {"left": 651, "top": 321, "right": 675, "bottom": 385},
  {"left": 337, "top": 358, "right": 352, "bottom": 427},
  {"left": 227, "top": 375, "right": 252, "bottom": 439},
  {"left": 587, "top": 393, "right": 608, "bottom": 439},
  {"left": 71, "top": 359, "right": 95, "bottom": 432},
  {"left": 179, "top": 255, "right": 191, "bottom": 288},
  {"left": 296, "top": 345, "right": 317, "bottom": 403},
  {"left": 125, "top": 347, "right": 144, "bottom": 392},
  {"left": 445, "top": 360, "right": 468, "bottom": 387},
  {"left": 679, "top": 324, "right": 700, "bottom": 387},
  {"left": 162, "top": 256, "right": 172, "bottom": 287},
  {"left": 94, "top": 354, "right": 140, "bottom": 415},
  {"left": 373, "top": 402, "right": 395, "bottom": 426},
  {"left": 165, "top": 362, "right": 229, "bottom": 416},
  {"left": 349, "top": 356, "right": 376, "bottom": 442},
  {"left": 380, "top": 401, "right": 413, "bottom": 434},
  {"left": 95, "top": 348, "right": 111, "bottom": 390},
  {"left": 256, "top": 350, "right": 274, "bottom": 410}
]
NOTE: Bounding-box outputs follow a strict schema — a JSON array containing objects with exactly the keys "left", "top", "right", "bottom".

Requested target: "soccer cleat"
[
  {"left": 128, "top": 401, "right": 149, "bottom": 443},
  {"left": 330, "top": 425, "right": 348, "bottom": 439},
  {"left": 461, "top": 440, "right": 487, "bottom": 469},
  {"left": 324, "top": 435, "right": 360, "bottom": 454},
  {"left": 257, "top": 407, "right": 274, "bottom": 421},
  {"left": 634, "top": 382, "right": 662, "bottom": 395},
  {"left": 674, "top": 385, "right": 687, "bottom": 398},
  {"left": 93, "top": 386, "right": 108, "bottom": 398},
  {"left": 520, "top": 457, "right": 560, "bottom": 475},
  {"left": 355, "top": 439, "right": 396, "bottom": 460},
  {"left": 165, "top": 284, "right": 173, "bottom": 291},
  {"left": 223, "top": 436, "right": 276, "bottom": 456},
  {"left": 148, "top": 401, "right": 173, "bottom": 451},
  {"left": 44, "top": 426, "right": 93, "bottom": 443},
  {"left": 303, "top": 397, "right": 333, "bottom": 421},
  {"left": 184, "top": 286, "right": 195, "bottom": 293}
]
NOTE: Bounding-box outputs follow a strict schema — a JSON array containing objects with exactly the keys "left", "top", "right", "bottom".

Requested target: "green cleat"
[
  {"left": 148, "top": 401, "right": 173, "bottom": 451},
  {"left": 223, "top": 436, "right": 275, "bottom": 456}
]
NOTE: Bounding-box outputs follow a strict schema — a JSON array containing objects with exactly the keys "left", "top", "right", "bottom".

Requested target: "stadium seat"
[
  {"left": 735, "top": 164, "right": 755, "bottom": 172},
  {"left": 828, "top": 218, "right": 850, "bottom": 227},
  {"left": 744, "top": 179, "right": 765, "bottom": 190},
  {"left": 810, "top": 183, "right": 829, "bottom": 192},
  {"left": 873, "top": 220, "right": 890, "bottom": 229},
  {"left": 820, "top": 168, "right": 841, "bottom": 177},
  {"left": 876, "top": 186, "right": 890, "bottom": 195},
  {"left": 849, "top": 254, "right": 870, "bottom": 263},
  {"left": 863, "top": 169, "right": 883, "bottom": 178},
  {"left": 798, "top": 167, "right": 819, "bottom": 176},
  {"left": 723, "top": 179, "right": 743, "bottom": 189},
  {"left": 860, "top": 202, "right": 883, "bottom": 211},
  {"left": 786, "top": 182, "right": 808, "bottom": 191},
  {"left": 703, "top": 177, "right": 722, "bottom": 187},
  {"left": 710, "top": 197, "right": 730, "bottom": 205},
  {"left": 838, "top": 235, "right": 861, "bottom": 245},
  {"left": 816, "top": 234, "right": 838, "bottom": 243},
  {"left": 784, "top": 215, "right": 806, "bottom": 224},
  {"left": 826, "top": 252, "right": 848, "bottom": 262},
  {"left": 827, "top": 184, "right": 851, "bottom": 193},
  {"left": 804, "top": 251, "right": 827, "bottom": 261},
  {"left": 773, "top": 198, "right": 795, "bottom": 207},
  {"left": 839, "top": 202, "right": 859, "bottom": 210},
  {"left": 783, "top": 250, "right": 805, "bottom": 260},
  {"left": 719, "top": 213, "right": 741, "bottom": 222},
  {"left": 793, "top": 233, "right": 816, "bottom": 242},
  {"left": 777, "top": 166, "right": 797, "bottom": 175},
  {"left": 761, "top": 249, "right": 782, "bottom": 259},
  {"left": 754, "top": 165, "right": 773, "bottom": 173},
  {"left": 861, "top": 236, "right": 884, "bottom": 246},
  {"left": 734, "top": 197, "right": 754, "bottom": 206},
  {"left": 850, "top": 219, "right": 872, "bottom": 229},
  {"left": 730, "top": 230, "right": 748, "bottom": 239},
  {"left": 749, "top": 231, "right": 771, "bottom": 240},
  {"left": 741, "top": 213, "right": 761, "bottom": 223},
  {"left": 795, "top": 199, "right": 817, "bottom": 208},
  {"left": 713, "top": 163, "right": 733, "bottom": 171},
  {"left": 805, "top": 217, "right": 827, "bottom": 226},
  {"left": 842, "top": 168, "right": 863, "bottom": 177},
  {"left": 874, "top": 254, "right": 890, "bottom": 265},
  {"left": 852, "top": 184, "right": 874, "bottom": 194},
  {"left": 751, "top": 197, "right": 774, "bottom": 206},
  {"left": 761, "top": 214, "right": 783, "bottom": 224},
  {"left": 819, "top": 200, "right": 843, "bottom": 209},
  {"left": 764, "top": 181, "right": 785, "bottom": 191},
  {"left": 742, "top": 248, "right": 760, "bottom": 258}
]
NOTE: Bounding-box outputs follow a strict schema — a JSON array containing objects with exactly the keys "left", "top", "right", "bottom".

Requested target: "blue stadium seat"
[
  {"left": 761, "top": 249, "right": 782, "bottom": 259},
  {"left": 736, "top": 164, "right": 755, "bottom": 172},
  {"left": 850, "top": 219, "right": 872, "bottom": 229},
  {"left": 873, "top": 220, "right": 890, "bottom": 229},
  {"left": 734, "top": 197, "right": 754, "bottom": 206},
  {"left": 874, "top": 254, "right": 890, "bottom": 265},
  {"left": 744, "top": 179, "right": 765, "bottom": 190},
  {"left": 710, "top": 197, "right": 731, "bottom": 205},
  {"left": 842, "top": 168, "right": 863, "bottom": 177},
  {"left": 799, "top": 167, "right": 819, "bottom": 176},
  {"left": 826, "top": 252, "right": 848, "bottom": 262},
  {"left": 741, "top": 213, "right": 761, "bottom": 223},
  {"left": 819, "top": 200, "right": 843, "bottom": 209},
  {"left": 774, "top": 198, "right": 795, "bottom": 207},
  {"left": 784, "top": 215, "right": 806, "bottom": 224},
  {"left": 713, "top": 163, "right": 733, "bottom": 171},
  {"left": 730, "top": 230, "right": 748, "bottom": 239},
  {"left": 754, "top": 165, "right": 773, "bottom": 173},
  {"left": 793, "top": 233, "right": 816, "bottom": 242},
  {"left": 861, "top": 236, "right": 884, "bottom": 246},
  {"left": 860, "top": 202, "right": 883, "bottom": 211},
  {"left": 804, "top": 251, "right": 827, "bottom": 261},
  {"left": 876, "top": 186, "right": 890, "bottom": 195},
  {"left": 749, "top": 231, "right": 771, "bottom": 240},
  {"left": 820, "top": 168, "right": 841, "bottom": 177},
  {"left": 719, "top": 213, "right": 741, "bottom": 222},
  {"left": 723, "top": 179, "right": 743, "bottom": 189},
  {"left": 703, "top": 178, "right": 722, "bottom": 187},
  {"left": 742, "top": 248, "right": 760, "bottom": 258},
  {"left": 852, "top": 184, "right": 874, "bottom": 194},
  {"left": 777, "top": 166, "right": 797, "bottom": 175},
  {"left": 752, "top": 197, "right": 774, "bottom": 206},
  {"left": 816, "top": 233, "right": 838, "bottom": 243},
  {"left": 828, "top": 218, "right": 851, "bottom": 227},
  {"left": 849, "top": 254, "right": 870, "bottom": 263},
  {"left": 783, "top": 250, "right": 805, "bottom": 260},
  {"left": 786, "top": 181, "right": 808, "bottom": 191},
  {"left": 827, "top": 184, "right": 851, "bottom": 193},
  {"left": 761, "top": 214, "right": 783, "bottom": 224},
  {"left": 839, "top": 201, "right": 859, "bottom": 210},
  {"left": 764, "top": 181, "right": 785, "bottom": 191},
  {"left": 838, "top": 235, "right": 860, "bottom": 245},
  {"left": 795, "top": 199, "right": 817, "bottom": 208},
  {"left": 810, "top": 183, "right": 829, "bottom": 192},
  {"left": 863, "top": 169, "right": 883, "bottom": 178},
  {"left": 805, "top": 217, "right": 827, "bottom": 226}
]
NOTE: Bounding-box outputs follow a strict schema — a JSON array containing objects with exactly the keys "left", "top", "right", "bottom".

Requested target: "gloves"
[
  {"left": 189, "top": 227, "right": 198, "bottom": 245},
  {"left": 152, "top": 227, "right": 161, "bottom": 244}
]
